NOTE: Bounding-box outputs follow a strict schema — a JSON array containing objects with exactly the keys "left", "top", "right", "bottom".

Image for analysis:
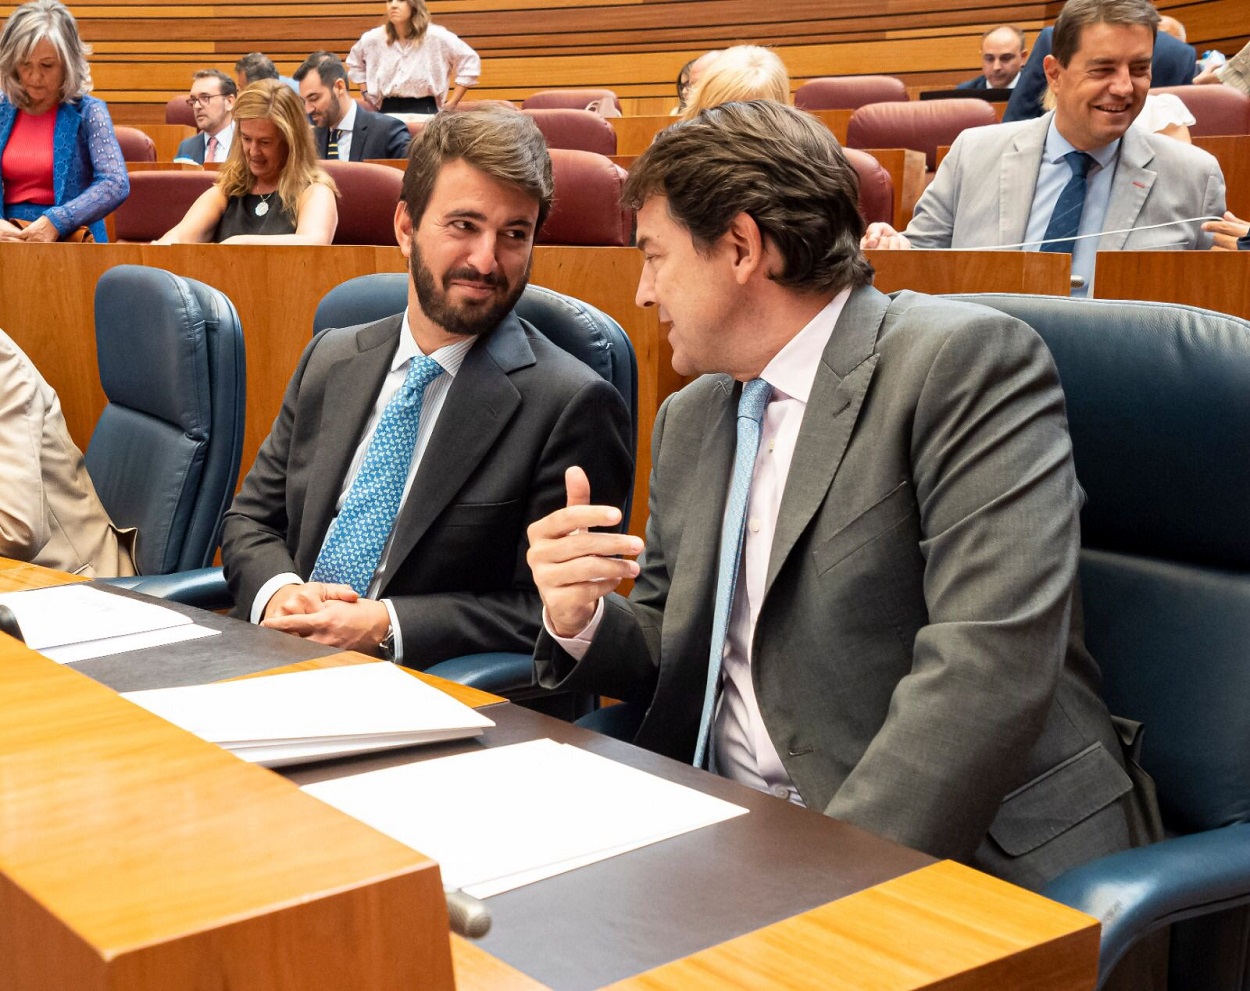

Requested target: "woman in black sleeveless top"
[{"left": 156, "top": 80, "right": 337, "bottom": 245}]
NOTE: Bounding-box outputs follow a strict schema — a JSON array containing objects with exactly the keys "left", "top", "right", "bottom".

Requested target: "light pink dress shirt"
[
  {"left": 347, "top": 24, "right": 481, "bottom": 108},
  {"left": 551, "top": 291, "right": 850, "bottom": 805}
]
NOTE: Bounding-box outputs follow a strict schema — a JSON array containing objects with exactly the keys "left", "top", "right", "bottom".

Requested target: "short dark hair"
[
  {"left": 402, "top": 106, "right": 554, "bottom": 232},
  {"left": 1052, "top": 0, "right": 1159, "bottom": 66},
  {"left": 234, "top": 51, "right": 279, "bottom": 83},
  {"left": 192, "top": 68, "right": 237, "bottom": 98},
  {"left": 623, "top": 100, "right": 873, "bottom": 296},
  {"left": 294, "top": 50, "right": 348, "bottom": 87}
]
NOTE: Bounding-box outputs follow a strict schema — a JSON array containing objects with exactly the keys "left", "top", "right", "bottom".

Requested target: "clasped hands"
[
  {"left": 0, "top": 217, "right": 59, "bottom": 242},
  {"left": 527, "top": 466, "right": 644, "bottom": 638},
  {"left": 262, "top": 581, "right": 391, "bottom": 652}
]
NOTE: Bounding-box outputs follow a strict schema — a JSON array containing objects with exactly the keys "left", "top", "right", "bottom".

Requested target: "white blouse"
[{"left": 346, "top": 24, "right": 481, "bottom": 108}]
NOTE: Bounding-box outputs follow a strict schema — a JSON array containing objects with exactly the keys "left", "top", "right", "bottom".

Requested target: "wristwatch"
[{"left": 379, "top": 624, "right": 396, "bottom": 661}]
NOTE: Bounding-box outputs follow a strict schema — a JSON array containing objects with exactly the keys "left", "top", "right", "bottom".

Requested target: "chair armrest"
[
  {"left": 424, "top": 652, "right": 535, "bottom": 694},
  {"left": 105, "top": 567, "right": 233, "bottom": 610},
  {"left": 1042, "top": 823, "right": 1250, "bottom": 984}
]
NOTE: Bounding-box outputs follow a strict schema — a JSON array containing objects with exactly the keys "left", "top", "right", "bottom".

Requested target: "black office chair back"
[
  {"left": 86, "top": 266, "right": 246, "bottom": 574},
  {"left": 313, "top": 274, "right": 639, "bottom": 521}
]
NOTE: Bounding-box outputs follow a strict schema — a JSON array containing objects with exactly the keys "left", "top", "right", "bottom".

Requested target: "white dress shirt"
[
  {"left": 250, "top": 314, "right": 474, "bottom": 664},
  {"left": 552, "top": 291, "right": 851, "bottom": 805},
  {"left": 329, "top": 101, "right": 357, "bottom": 161}
]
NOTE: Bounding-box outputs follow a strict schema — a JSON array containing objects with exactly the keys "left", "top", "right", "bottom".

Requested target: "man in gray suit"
[
  {"left": 526, "top": 99, "right": 1159, "bottom": 891},
  {"left": 294, "top": 52, "right": 411, "bottom": 162},
  {"left": 864, "top": 0, "right": 1225, "bottom": 296},
  {"left": 221, "top": 108, "right": 631, "bottom": 668}
]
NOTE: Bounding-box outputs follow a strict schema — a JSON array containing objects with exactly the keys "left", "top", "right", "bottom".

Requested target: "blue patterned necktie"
[
  {"left": 1041, "top": 150, "right": 1096, "bottom": 254},
  {"left": 693, "top": 378, "right": 772, "bottom": 769},
  {"left": 310, "top": 355, "right": 444, "bottom": 595}
]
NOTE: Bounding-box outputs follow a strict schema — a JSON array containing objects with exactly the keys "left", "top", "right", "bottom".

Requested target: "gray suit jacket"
[
  {"left": 222, "top": 311, "right": 632, "bottom": 666},
  {"left": 537, "top": 286, "right": 1156, "bottom": 890},
  {"left": 905, "top": 112, "right": 1225, "bottom": 251},
  {"left": 0, "top": 330, "right": 136, "bottom": 577}
]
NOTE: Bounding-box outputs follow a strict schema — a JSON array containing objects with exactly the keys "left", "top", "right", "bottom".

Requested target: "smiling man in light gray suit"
[
  {"left": 526, "top": 99, "right": 1160, "bottom": 892},
  {"left": 221, "top": 108, "right": 631, "bottom": 669},
  {"left": 863, "top": 0, "right": 1225, "bottom": 295}
]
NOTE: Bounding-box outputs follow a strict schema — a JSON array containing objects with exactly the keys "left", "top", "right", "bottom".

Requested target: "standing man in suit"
[
  {"left": 862, "top": 0, "right": 1224, "bottom": 295},
  {"left": 294, "top": 51, "right": 411, "bottom": 162},
  {"left": 173, "top": 70, "right": 236, "bottom": 165},
  {"left": 220, "top": 107, "right": 631, "bottom": 668},
  {"left": 527, "top": 99, "right": 1160, "bottom": 891},
  {"left": 956, "top": 25, "right": 1028, "bottom": 90},
  {"left": 1003, "top": 10, "right": 1196, "bottom": 121}
]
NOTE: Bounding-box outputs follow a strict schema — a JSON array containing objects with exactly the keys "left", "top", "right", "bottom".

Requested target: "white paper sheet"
[
  {"left": 301, "top": 738, "right": 748, "bottom": 897},
  {"left": 122, "top": 662, "right": 495, "bottom": 766},
  {"left": 0, "top": 583, "right": 215, "bottom": 661}
]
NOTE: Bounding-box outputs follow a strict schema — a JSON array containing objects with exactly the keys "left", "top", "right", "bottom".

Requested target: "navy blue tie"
[
  {"left": 1041, "top": 151, "right": 1095, "bottom": 254},
  {"left": 693, "top": 378, "right": 771, "bottom": 769}
]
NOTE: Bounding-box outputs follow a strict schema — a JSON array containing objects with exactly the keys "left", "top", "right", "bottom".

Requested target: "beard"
[{"left": 411, "top": 242, "right": 529, "bottom": 338}]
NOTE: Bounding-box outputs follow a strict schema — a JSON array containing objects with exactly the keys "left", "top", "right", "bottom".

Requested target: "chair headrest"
[
  {"left": 318, "top": 160, "right": 404, "bottom": 246},
  {"left": 112, "top": 171, "right": 217, "bottom": 242},
  {"left": 848, "top": 99, "right": 999, "bottom": 171},
  {"left": 522, "top": 109, "right": 618, "bottom": 156},
  {"left": 543, "top": 149, "right": 633, "bottom": 246}
]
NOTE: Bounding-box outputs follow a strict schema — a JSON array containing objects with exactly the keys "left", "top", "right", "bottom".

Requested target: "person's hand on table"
[
  {"left": 527, "top": 466, "right": 643, "bottom": 638},
  {"left": 1203, "top": 211, "right": 1249, "bottom": 251},
  {"left": 8, "top": 217, "right": 60, "bottom": 242},
  {"left": 262, "top": 582, "right": 390, "bottom": 651},
  {"left": 861, "top": 222, "right": 912, "bottom": 250}
]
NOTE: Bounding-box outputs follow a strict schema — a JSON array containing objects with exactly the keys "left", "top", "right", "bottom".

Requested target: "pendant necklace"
[{"left": 254, "top": 191, "right": 275, "bottom": 217}]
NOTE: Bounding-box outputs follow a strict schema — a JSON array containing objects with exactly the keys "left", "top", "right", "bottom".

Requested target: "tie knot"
[
  {"left": 737, "top": 378, "right": 771, "bottom": 424},
  {"left": 1064, "top": 150, "right": 1095, "bottom": 178},
  {"left": 401, "top": 355, "right": 444, "bottom": 398}
]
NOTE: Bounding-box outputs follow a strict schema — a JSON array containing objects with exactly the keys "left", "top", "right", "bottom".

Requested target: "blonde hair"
[
  {"left": 0, "top": 0, "right": 92, "bottom": 107},
  {"left": 385, "top": 0, "right": 430, "bottom": 44},
  {"left": 216, "top": 80, "right": 335, "bottom": 219},
  {"left": 679, "top": 45, "right": 789, "bottom": 122}
]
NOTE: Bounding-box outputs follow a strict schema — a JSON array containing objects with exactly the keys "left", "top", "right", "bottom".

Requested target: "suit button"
[{"left": 771, "top": 784, "right": 790, "bottom": 799}]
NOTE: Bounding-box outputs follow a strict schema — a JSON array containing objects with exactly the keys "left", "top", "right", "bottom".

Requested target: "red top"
[{"left": 2, "top": 109, "right": 57, "bottom": 204}]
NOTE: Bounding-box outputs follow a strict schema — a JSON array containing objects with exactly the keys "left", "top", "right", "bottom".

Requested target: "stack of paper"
[
  {"left": 0, "top": 584, "right": 219, "bottom": 663},
  {"left": 302, "top": 738, "right": 749, "bottom": 897},
  {"left": 122, "top": 662, "right": 495, "bottom": 767}
]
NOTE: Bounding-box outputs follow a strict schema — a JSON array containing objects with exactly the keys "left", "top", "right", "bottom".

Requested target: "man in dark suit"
[
  {"left": 1004, "top": 11, "right": 1195, "bottom": 121},
  {"left": 526, "top": 99, "right": 1159, "bottom": 891},
  {"left": 173, "top": 70, "right": 237, "bottom": 165},
  {"left": 956, "top": 25, "right": 1028, "bottom": 90},
  {"left": 220, "top": 108, "right": 632, "bottom": 668},
  {"left": 294, "top": 51, "right": 411, "bottom": 162}
]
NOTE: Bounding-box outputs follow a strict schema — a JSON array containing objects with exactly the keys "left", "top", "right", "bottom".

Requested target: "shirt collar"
[
  {"left": 395, "top": 311, "right": 474, "bottom": 375},
  {"left": 759, "top": 289, "right": 851, "bottom": 403},
  {"left": 337, "top": 100, "right": 358, "bottom": 133},
  {"left": 1044, "top": 115, "right": 1120, "bottom": 171}
]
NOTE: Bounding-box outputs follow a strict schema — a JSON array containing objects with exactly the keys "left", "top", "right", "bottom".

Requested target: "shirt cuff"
[
  {"left": 382, "top": 598, "right": 403, "bottom": 663},
  {"left": 543, "top": 599, "right": 604, "bottom": 660},
  {"left": 251, "top": 572, "right": 303, "bottom": 624}
]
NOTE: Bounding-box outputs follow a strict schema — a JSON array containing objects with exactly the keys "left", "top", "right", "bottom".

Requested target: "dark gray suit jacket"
[
  {"left": 174, "top": 133, "right": 207, "bottom": 164},
  {"left": 222, "top": 311, "right": 632, "bottom": 666},
  {"left": 537, "top": 286, "right": 1157, "bottom": 890},
  {"left": 315, "top": 107, "right": 411, "bottom": 161}
]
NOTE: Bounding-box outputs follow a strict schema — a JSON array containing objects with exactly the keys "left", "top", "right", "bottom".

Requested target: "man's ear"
[
  {"left": 724, "top": 211, "right": 766, "bottom": 286},
  {"left": 1043, "top": 53, "right": 1061, "bottom": 90},
  {"left": 334, "top": 78, "right": 349, "bottom": 103},
  {"left": 394, "top": 201, "right": 414, "bottom": 257}
]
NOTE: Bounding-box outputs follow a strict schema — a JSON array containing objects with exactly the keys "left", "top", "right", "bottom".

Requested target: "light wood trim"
[
  {"left": 452, "top": 936, "right": 553, "bottom": 991},
  {"left": 0, "top": 634, "right": 454, "bottom": 991},
  {"left": 0, "top": 556, "right": 88, "bottom": 592},
  {"left": 608, "top": 115, "right": 673, "bottom": 157},
  {"left": 607, "top": 860, "right": 1098, "bottom": 991}
]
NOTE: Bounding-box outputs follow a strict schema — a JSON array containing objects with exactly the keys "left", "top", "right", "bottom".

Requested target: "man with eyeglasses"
[{"left": 174, "top": 69, "right": 237, "bottom": 165}]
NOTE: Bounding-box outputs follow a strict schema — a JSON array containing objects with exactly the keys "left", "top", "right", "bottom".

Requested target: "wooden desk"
[
  {"left": 1094, "top": 250, "right": 1250, "bottom": 320},
  {"left": 0, "top": 559, "right": 1099, "bottom": 990},
  {"left": 869, "top": 250, "right": 1072, "bottom": 296}
]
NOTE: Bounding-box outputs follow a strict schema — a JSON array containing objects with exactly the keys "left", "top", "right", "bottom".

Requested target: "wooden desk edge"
[{"left": 604, "top": 860, "right": 1099, "bottom": 991}]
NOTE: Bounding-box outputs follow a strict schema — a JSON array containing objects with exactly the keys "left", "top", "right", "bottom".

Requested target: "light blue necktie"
[
  {"left": 1041, "top": 150, "right": 1095, "bottom": 255},
  {"left": 693, "top": 378, "right": 772, "bottom": 769},
  {"left": 310, "top": 355, "right": 444, "bottom": 595}
]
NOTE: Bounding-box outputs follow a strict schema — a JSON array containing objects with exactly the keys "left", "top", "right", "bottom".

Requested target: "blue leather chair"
[
  {"left": 88, "top": 265, "right": 245, "bottom": 580},
  {"left": 945, "top": 293, "right": 1250, "bottom": 990},
  {"left": 314, "top": 273, "right": 638, "bottom": 710}
]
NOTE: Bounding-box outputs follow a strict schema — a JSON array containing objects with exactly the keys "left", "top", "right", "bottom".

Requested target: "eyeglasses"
[{"left": 186, "top": 94, "right": 227, "bottom": 107}]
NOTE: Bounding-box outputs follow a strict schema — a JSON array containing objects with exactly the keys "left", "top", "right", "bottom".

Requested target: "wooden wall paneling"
[
  {"left": 867, "top": 250, "right": 1071, "bottom": 296},
  {"left": 1094, "top": 251, "right": 1250, "bottom": 320},
  {"left": 1193, "top": 135, "right": 1250, "bottom": 221}
]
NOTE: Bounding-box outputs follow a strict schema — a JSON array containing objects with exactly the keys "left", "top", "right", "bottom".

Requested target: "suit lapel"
[
  {"left": 300, "top": 317, "right": 401, "bottom": 568},
  {"left": 764, "top": 286, "right": 886, "bottom": 596},
  {"left": 999, "top": 114, "right": 1049, "bottom": 245},
  {"left": 315, "top": 126, "right": 330, "bottom": 158},
  {"left": 1100, "top": 129, "right": 1156, "bottom": 251},
  {"left": 349, "top": 113, "right": 366, "bottom": 162},
  {"left": 377, "top": 314, "right": 535, "bottom": 589}
]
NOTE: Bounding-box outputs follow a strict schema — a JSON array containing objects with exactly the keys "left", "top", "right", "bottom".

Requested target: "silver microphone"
[{"left": 445, "top": 887, "right": 492, "bottom": 938}]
